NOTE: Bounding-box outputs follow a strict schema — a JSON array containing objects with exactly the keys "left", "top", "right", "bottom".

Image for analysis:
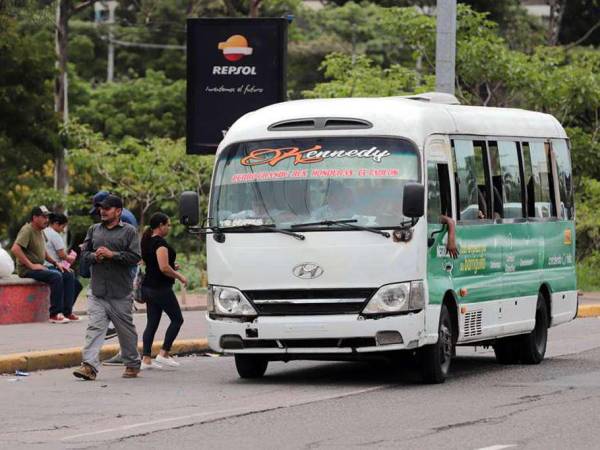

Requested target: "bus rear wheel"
[
  {"left": 234, "top": 355, "right": 268, "bottom": 378},
  {"left": 520, "top": 294, "right": 548, "bottom": 364},
  {"left": 419, "top": 304, "right": 453, "bottom": 384}
]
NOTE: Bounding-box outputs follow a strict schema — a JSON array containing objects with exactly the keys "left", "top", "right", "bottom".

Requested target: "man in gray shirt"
[{"left": 73, "top": 195, "right": 142, "bottom": 380}]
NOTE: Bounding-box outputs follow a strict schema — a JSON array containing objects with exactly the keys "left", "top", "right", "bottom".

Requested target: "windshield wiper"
[
  {"left": 221, "top": 223, "right": 305, "bottom": 241},
  {"left": 291, "top": 219, "right": 390, "bottom": 238}
]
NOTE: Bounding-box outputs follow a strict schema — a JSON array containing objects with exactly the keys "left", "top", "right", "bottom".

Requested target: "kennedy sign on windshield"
[{"left": 186, "top": 18, "right": 288, "bottom": 154}]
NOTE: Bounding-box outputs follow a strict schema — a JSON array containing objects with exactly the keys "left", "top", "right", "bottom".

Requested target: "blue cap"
[{"left": 90, "top": 191, "right": 110, "bottom": 215}]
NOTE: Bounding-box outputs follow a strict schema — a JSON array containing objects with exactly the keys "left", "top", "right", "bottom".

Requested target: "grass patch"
[{"left": 577, "top": 260, "right": 600, "bottom": 292}]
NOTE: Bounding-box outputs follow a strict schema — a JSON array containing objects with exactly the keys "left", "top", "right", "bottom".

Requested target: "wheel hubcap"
[{"left": 439, "top": 322, "right": 452, "bottom": 371}]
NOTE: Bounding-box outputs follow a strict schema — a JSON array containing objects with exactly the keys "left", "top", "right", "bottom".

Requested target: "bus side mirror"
[
  {"left": 403, "top": 183, "right": 425, "bottom": 218},
  {"left": 179, "top": 191, "right": 200, "bottom": 226}
]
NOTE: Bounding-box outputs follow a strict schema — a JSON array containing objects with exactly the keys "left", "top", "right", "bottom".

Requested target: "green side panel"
[
  {"left": 539, "top": 220, "right": 576, "bottom": 292},
  {"left": 427, "top": 220, "right": 576, "bottom": 304},
  {"left": 451, "top": 223, "right": 504, "bottom": 303}
]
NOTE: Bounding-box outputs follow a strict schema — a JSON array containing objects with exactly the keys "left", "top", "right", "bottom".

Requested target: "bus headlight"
[
  {"left": 207, "top": 285, "right": 257, "bottom": 317},
  {"left": 362, "top": 281, "right": 425, "bottom": 315}
]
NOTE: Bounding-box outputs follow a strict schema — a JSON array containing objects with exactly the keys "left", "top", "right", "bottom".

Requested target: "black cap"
[{"left": 98, "top": 194, "right": 123, "bottom": 209}]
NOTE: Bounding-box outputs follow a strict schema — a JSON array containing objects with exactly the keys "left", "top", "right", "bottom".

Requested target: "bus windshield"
[{"left": 210, "top": 137, "right": 420, "bottom": 230}]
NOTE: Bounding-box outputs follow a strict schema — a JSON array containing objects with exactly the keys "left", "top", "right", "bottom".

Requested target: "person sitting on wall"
[
  {"left": 44, "top": 212, "right": 83, "bottom": 321},
  {"left": 11, "top": 206, "right": 74, "bottom": 324}
]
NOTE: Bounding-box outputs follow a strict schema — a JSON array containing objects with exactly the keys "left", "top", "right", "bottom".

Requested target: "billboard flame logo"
[{"left": 218, "top": 35, "right": 253, "bottom": 62}]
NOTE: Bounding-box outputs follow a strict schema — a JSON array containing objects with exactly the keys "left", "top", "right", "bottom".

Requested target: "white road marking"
[
  {"left": 475, "top": 445, "right": 517, "bottom": 450},
  {"left": 62, "top": 385, "right": 390, "bottom": 441}
]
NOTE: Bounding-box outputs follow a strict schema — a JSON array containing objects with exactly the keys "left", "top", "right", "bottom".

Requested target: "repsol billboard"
[{"left": 187, "top": 18, "right": 288, "bottom": 154}]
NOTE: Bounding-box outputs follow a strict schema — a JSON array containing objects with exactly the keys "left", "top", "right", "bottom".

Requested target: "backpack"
[{"left": 132, "top": 269, "right": 146, "bottom": 303}]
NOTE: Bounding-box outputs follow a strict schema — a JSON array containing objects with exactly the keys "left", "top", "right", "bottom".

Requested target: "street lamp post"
[{"left": 435, "top": 0, "right": 457, "bottom": 95}]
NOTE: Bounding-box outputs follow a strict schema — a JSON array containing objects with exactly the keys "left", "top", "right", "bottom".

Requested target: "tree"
[
  {"left": 559, "top": 0, "right": 600, "bottom": 47},
  {"left": 303, "top": 52, "right": 434, "bottom": 98},
  {"left": 0, "top": 12, "right": 59, "bottom": 237},
  {"left": 73, "top": 70, "right": 185, "bottom": 141},
  {"left": 66, "top": 122, "right": 213, "bottom": 229}
]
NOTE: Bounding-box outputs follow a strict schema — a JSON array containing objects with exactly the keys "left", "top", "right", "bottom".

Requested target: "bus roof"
[{"left": 218, "top": 96, "right": 567, "bottom": 154}]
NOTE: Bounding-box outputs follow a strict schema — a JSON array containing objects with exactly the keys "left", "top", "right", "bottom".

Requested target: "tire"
[
  {"left": 419, "top": 304, "right": 454, "bottom": 384},
  {"left": 493, "top": 337, "right": 521, "bottom": 364},
  {"left": 234, "top": 355, "right": 268, "bottom": 379},
  {"left": 520, "top": 294, "right": 548, "bottom": 364}
]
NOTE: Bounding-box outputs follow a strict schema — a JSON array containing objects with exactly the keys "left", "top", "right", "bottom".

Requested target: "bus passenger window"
[
  {"left": 452, "top": 140, "right": 489, "bottom": 221},
  {"left": 527, "top": 142, "right": 555, "bottom": 218},
  {"left": 496, "top": 141, "right": 523, "bottom": 219},
  {"left": 427, "top": 162, "right": 451, "bottom": 223},
  {"left": 551, "top": 139, "right": 574, "bottom": 220}
]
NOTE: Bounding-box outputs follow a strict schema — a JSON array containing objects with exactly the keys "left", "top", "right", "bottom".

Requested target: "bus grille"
[{"left": 243, "top": 288, "right": 376, "bottom": 315}]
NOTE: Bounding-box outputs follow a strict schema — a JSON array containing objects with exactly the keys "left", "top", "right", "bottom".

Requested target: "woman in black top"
[{"left": 140, "top": 212, "right": 187, "bottom": 369}]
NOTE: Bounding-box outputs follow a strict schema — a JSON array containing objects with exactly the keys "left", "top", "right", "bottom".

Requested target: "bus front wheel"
[
  {"left": 234, "top": 355, "right": 268, "bottom": 378},
  {"left": 520, "top": 294, "right": 548, "bottom": 364},
  {"left": 419, "top": 304, "right": 453, "bottom": 384}
]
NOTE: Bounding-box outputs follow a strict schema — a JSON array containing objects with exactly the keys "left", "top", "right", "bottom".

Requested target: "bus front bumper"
[{"left": 207, "top": 310, "right": 435, "bottom": 355}]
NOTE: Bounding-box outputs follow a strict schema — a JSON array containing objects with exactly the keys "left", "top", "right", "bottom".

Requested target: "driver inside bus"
[{"left": 312, "top": 183, "right": 355, "bottom": 220}]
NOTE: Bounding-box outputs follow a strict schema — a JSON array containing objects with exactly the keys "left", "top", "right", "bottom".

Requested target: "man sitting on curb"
[
  {"left": 11, "top": 206, "right": 73, "bottom": 324},
  {"left": 73, "top": 195, "right": 142, "bottom": 380}
]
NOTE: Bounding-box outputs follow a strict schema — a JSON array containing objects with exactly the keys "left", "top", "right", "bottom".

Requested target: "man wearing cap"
[
  {"left": 86, "top": 191, "right": 138, "bottom": 366},
  {"left": 11, "top": 206, "right": 73, "bottom": 324},
  {"left": 90, "top": 191, "right": 138, "bottom": 227},
  {"left": 73, "top": 195, "right": 142, "bottom": 380}
]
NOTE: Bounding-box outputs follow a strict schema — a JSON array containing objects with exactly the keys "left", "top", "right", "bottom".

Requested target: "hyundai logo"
[{"left": 293, "top": 263, "right": 324, "bottom": 279}]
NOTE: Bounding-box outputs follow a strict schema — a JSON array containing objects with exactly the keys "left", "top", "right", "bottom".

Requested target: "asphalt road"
[{"left": 3, "top": 317, "right": 600, "bottom": 449}]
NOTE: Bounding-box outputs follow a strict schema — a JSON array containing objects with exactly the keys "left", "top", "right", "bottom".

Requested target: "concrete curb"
[
  {"left": 577, "top": 305, "right": 600, "bottom": 318},
  {"left": 0, "top": 338, "right": 209, "bottom": 374}
]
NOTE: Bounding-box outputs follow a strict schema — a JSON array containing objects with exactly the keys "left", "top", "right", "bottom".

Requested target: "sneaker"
[
  {"left": 141, "top": 360, "right": 163, "bottom": 370},
  {"left": 122, "top": 367, "right": 140, "bottom": 378},
  {"left": 49, "top": 314, "right": 70, "bottom": 324},
  {"left": 73, "top": 364, "right": 96, "bottom": 381},
  {"left": 156, "top": 354, "right": 180, "bottom": 367},
  {"left": 105, "top": 327, "right": 117, "bottom": 340},
  {"left": 64, "top": 314, "right": 81, "bottom": 321},
  {"left": 102, "top": 353, "right": 124, "bottom": 366}
]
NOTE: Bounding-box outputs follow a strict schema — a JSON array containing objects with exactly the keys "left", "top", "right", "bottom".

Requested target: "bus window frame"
[
  {"left": 550, "top": 138, "right": 574, "bottom": 220},
  {"left": 450, "top": 137, "right": 496, "bottom": 226},
  {"left": 521, "top": 138, "right": 559, "bottom": 223},
  {"left": 450, "top": 135, "right": 567, "bottom": 226},
  {"left": 490, "top": 140, "right": 527, "bottom": 225}
]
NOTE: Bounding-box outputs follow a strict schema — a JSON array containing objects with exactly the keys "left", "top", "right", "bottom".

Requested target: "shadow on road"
[{"left": 230, "top": 353, "right": 506, "bottom": 387}]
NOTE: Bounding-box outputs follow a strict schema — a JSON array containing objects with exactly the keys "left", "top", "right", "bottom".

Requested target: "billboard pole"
[{"left": 435, "top": 0, "right": 457, "bottom": 95}]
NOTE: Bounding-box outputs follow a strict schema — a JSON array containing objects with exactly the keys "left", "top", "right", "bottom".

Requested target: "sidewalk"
[
  {"left": 0, "top": 293, "right": 210, "bottom": 374},
  {"left": 72, "top": 290, "right": 207, "bottom": 315}
]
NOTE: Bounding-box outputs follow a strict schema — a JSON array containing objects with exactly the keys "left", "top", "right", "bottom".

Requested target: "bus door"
[
  {"left": 450, "top": 139, "right": 504, "bottom": 340},
  {"left": 425, "top": 135, "right": 455, "bottom": 310}
]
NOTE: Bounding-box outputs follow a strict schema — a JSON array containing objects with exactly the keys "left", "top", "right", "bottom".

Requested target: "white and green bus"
[{"left": 181, "top": 92, "right": 577, "bottom": 383}]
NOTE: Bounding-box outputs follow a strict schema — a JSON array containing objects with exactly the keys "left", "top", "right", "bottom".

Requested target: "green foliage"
[
  {"left": 304, "top": 53, "right": 434, "bottom": 98},
  {"left": 575, "top": 177, "right": 600, "bottom": 260},
  {"left": 577, "top": 256, "right": 600, "bottom": 292},
  {"left": 0, "top": 14, "right": 58, "bottom": 237},
  {"left": 73, "top": 70, "right": 185, "bottom": 141},
  {"left": 66, "top": 122, "right": 213, "bottom": 225}
]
